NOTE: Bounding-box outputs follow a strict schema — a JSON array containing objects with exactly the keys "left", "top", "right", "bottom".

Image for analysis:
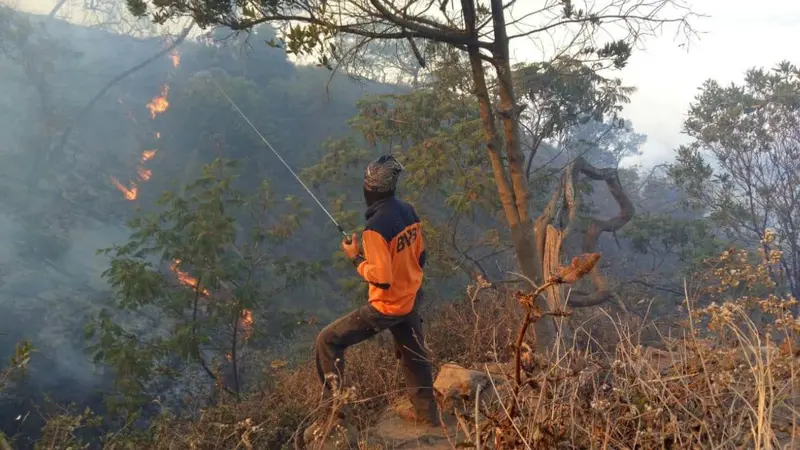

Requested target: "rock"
[
  {"left": 434, "top": 362, "right": 502, "bottom": 402},
  {"left": 366, "top": 400, "right": 458, "bottom": 449}
]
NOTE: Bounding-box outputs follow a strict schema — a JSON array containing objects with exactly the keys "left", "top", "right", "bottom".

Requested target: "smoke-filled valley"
[
  {"left": 0, "top": 7, "right": 401, "bottom": 443},
  {"left": 0, "top": 1, "right": 798, "bottom": 449}
]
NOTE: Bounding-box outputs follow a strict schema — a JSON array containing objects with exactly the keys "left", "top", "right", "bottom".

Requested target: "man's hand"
[{"left": 341, "top": 233, "right": 360, "bottom": 260}]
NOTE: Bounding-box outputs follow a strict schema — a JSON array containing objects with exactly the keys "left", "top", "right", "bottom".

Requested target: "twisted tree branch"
[
  {"left": 570, "top": 157, "right": 634, "bottom": 306},
  {"left": 535, "top": 155, "right": 635, "bottom": 308}
]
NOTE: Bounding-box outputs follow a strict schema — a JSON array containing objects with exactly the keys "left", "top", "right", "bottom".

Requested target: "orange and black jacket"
[{"left": 352, "top": 197, "right": 425, "bottom": 316}]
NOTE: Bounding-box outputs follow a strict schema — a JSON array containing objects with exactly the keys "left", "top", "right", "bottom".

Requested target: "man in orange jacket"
[{"left": 314, "top": 154, "right": 439, "bottom": 425}]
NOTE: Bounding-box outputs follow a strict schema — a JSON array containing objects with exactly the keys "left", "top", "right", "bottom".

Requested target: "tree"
[
  {"left": 670, "top": 61, "right": 800, "bottom": 299},
  {"left": 86, "top": 158, "right": 317, "bottom": 410},
  {"left": 515, "top": 58, "right": 638, "bottom": 176},
  {"left": 618, "top": 169, "right": 720, "bottom": 276},
  {"left": 304, "top": 49, "right": 642, "bottom": 321},
  {"left": 125, "top": 0, "right": 695, "bottom": 344}
]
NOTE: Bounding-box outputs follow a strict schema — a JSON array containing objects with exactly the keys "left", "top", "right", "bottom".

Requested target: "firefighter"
[{"left": 314, "top": 154, "right": 439, "bottom": 425}]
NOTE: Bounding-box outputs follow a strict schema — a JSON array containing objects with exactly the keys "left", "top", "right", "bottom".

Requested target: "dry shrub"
[
  {"left": 83, "top": 284, "right": 522, "bottom": 449},
  {"left": 68, "top": 362, "right": 324, "bottom": 450},
  {"left": 424, "top": 279, "right": 520, "bottom": 366},
  {"left": 113, "top": 338, "right": 408, "bottom": 449},
  {"left": 453, "top": 245, "right": 799, "bottom": 450},
  {"left": 32, "top": 338, "right": 404, "bottom": 449},
  {"left": 37, "top": 244, "right": 799, "bottom": 449},
  {"left": 477, "top": 307, "right": 798, "bottom": 449}
]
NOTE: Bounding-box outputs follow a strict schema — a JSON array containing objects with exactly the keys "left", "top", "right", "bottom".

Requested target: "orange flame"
[
  {"left": 137, "top": 167, "right": 152, "bottom": 181},
  {"left": 141, "top": 149, "right": 157, "bottom": 163},
  {"left": 146, "top": 84, "right": 170, "bottom": 119},
  {"left": 170, "top": 259, "right": 209, "bottom": 296},
  {"left": 170, "top": 50, "right": 180, "bottom": 69},
  {"left": 110, "top": 176, "right": 137, "bottom": 201},
  {"left": 241, "top": 309, "right": 254, "bottom": 340}
]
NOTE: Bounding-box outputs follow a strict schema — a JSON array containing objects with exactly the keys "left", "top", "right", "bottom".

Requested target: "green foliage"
[
  {"left": 302, "top": 50, "right": 639, "bottom": 290},
  {"left": 0, "top": 339, "right": 32, "bottom": 448},
  {"left": 0, "top": 339, "right": 33, "bottom": 391},
  {"left": 302, "top": 55, "right": 499, "bottom": 285},
  {"left": 86, "top": 158, "right": 317, "bottom": 410},
  {"left": 669, "top": 61, "right": 800, "bottom": 296},
  {"left": 623, "top": 214, "right": 722, "bottom": 275},
  {"left": 33, "top": 406, "right": 103, "bottom": 450},
  {"left": 515, "top": 56, "right": 635, "bottom": 142}
]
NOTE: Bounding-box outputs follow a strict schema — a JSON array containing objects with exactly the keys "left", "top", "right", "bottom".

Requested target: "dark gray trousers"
[{"left": 314, "top": 300, "right": 438, "bottom": 423}]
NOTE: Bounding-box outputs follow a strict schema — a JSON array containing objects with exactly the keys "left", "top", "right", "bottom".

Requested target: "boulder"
[
  {"left": 366, "top": 399, "right": 457, "bottom": 449},
  {"left": 434, "top": 362, "right": 504, "bottom": 402}
]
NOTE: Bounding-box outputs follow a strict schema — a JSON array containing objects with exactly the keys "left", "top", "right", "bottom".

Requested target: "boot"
[{"left": 392, "top": 397, "right": 441, "bottom": 428}]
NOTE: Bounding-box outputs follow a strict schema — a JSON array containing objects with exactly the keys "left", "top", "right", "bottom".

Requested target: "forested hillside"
[
  {"left": 0, "top": 1, "right": 798, "bottom": 449},
  {"left": 0, "top": 5, "right": 399, "bottom": 444}
]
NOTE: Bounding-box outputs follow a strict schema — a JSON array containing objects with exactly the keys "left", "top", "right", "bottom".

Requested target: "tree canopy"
[
  {"left": 671, "top": 61, "right": 800, "bottom": 298},
  {"left": 120, "top": 0, "right": 696, "bottom": 345}
]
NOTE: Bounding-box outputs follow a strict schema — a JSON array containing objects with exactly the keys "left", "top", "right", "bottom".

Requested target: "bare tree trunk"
[
  {"left": 461, "top": 0, "right": 553, "bottom": 346},
  {"left": 462, "top": 3, "right": 540, "bottom": 281}
]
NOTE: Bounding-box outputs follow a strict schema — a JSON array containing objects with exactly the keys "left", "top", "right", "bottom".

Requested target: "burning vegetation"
[
  {"left": 170, "top": 49, "right": 180, "bottom": 69},
  {"left": 146, "top": 84, "right": 170, "bottom": 119},
  {"left": 111, "top": 51, "right": 175, "bottom": 201},
  {"left": 108, "top": 47, "right": 256, "bottom": 360},
  {"left": 169, "top": 259, "right": 210, "bottom": 296},
  {"left": 109, "top": 176, "right": 137, "bottom": 201}
]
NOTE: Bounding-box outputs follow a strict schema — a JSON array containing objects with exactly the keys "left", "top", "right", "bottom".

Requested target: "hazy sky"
[{"left": 12, "top": 0, "right": 800, "bottom": 167}]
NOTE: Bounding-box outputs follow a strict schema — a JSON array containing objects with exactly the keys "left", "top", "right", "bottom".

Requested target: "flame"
[
  {"left": 146, "top": 84, "right": 170, "bottom": 119},
  {"left": 170, "top": 259, "right": 209, "bottom": 296},
  {"left": 241, "top": 309, "right": 254, "bottom": 340},
  {"left": 170, "top": 50, "right": 180, "bottom": 69},
  {"left": 137, "top": 167, "right": 152, "bottom": 181},
  {"left": 141, "top": 149, "right": 156, "bottom": 163},
  {"left": 110, "top": 176, "right": 137, "bottom": 201},
  {"left": 155, "top": 131, "right": 161, "bottom": 139}
]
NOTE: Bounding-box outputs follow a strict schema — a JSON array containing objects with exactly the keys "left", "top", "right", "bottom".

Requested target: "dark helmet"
[{"left": 364, "top": 154, "right": 404, "bottom": 193}]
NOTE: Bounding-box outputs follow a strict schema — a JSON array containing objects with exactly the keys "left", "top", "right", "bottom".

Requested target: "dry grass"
[
  {"left": 458, "top": 301, "right": 798, "bottom": 449},
  {"left": 34, "top": 246, "right": 800, "bottom": 449},
  {"left": 449, "top": 246, "right": 800, "bottom": 450}
]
